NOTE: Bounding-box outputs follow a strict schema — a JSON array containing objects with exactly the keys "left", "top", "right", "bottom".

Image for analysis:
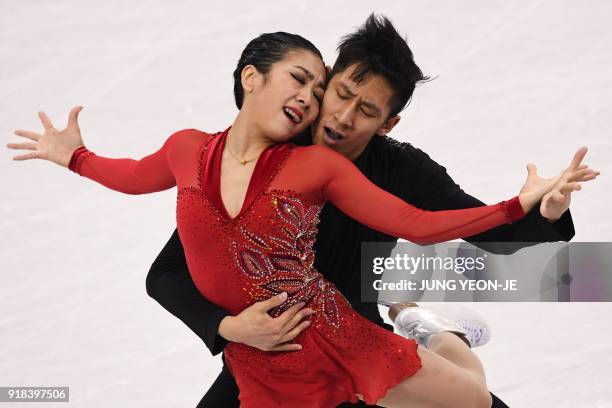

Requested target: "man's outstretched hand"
[{"left": 218, "top": 292, "right": 314, "bottom": 352}]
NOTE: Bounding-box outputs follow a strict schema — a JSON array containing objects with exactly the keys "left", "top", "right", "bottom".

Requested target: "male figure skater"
[{"left": 146, "top": 15, "right": 575, "bottom": 407}]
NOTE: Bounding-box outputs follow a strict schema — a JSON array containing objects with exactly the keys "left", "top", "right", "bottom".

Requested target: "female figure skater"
[{"left": 8, "top": 32, "right": 597, "bottom": 407}]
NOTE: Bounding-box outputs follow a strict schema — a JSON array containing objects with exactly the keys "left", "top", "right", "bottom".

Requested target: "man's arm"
[
  {"left": 404, "top": 147, "right": 575, "bottom": 247},
  {"left": 146, "top": 229, "right": 313, "bottom": 355},
  {"left": 146, "top": 229, "right": 229, "bottom": 355}
]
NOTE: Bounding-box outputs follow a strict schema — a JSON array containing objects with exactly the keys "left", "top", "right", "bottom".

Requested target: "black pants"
[{"left": 196, "top": 362, "right": 510, "bottom": 408}]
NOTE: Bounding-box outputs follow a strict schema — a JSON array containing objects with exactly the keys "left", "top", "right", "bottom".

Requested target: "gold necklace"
[{"left": 226, "top": 140, "right": 261, "bottom": 165}]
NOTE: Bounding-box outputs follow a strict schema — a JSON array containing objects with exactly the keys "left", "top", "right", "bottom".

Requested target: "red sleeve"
[
  {"left": 315, "top": 146, "right": 525, "bottom": 244},
  {"left": 68, "top": 130, "right": 183, "bottom": 195}
]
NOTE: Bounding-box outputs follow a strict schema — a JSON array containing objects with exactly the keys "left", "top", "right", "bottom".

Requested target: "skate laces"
[{"left": 456, "top": 319, "right": 489, "bottom": 347}]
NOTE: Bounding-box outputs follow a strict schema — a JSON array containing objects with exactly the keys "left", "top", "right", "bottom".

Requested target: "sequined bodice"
[{"left": 177, "top": 185, "right": 342, "bottom": 328}]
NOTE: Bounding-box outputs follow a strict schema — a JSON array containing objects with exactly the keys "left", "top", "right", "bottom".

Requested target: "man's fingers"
[
  {"left": 552, "top": 190, "right": 566, "bottom": 202},
  {"left": 559, "top": 182, "right": 581, "bottom": 195},
  {"left": 38, "top": 111, "right": 55, "bottom": 130},
  {"left": 67, "top": 106, "right": 83, "bottom": 129},
  {"left": 569, "top": 146, "right": 588, "bottom": 171},
  {"left": 13, "top": 129, "right": 41, "bottom": 142},
  {"left": 279, "top": 320, "right": 311, "bottom": 343},
  {"left": 281, "top": 307, "right": 314, "bottom": 332},
  {"left": 269, "top": 342, "right": 303, "bottom": 352},
  {"left": 275, "top": 302, "right": 307, "bottom": 327},
  {"left": 6, "top": 142, "right": 37, "bottom": 151},
  {"left": 257, "top": 292, "right": 288, "bottom": 312}
]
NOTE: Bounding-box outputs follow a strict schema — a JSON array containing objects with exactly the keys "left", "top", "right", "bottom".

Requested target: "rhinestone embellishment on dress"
[{"left": 232, "top": 191, "right": 341, "bottom": 328}]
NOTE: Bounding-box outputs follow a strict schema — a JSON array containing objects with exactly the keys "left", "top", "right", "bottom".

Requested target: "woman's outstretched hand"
[
  {"left": 7, "top": 106, "right": 85, "bottom": 167},
  {"left": 518, "top": 147, "right": 600, "bottom": 215}
]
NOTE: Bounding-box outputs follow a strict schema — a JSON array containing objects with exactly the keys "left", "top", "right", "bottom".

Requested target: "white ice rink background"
[{"left": 1, "top": 1, "right": 611, "bottom": 407}]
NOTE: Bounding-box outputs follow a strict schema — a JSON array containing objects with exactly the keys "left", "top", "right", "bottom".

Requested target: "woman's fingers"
[
  {"left": 38, "top": 111, "right": 55, "bottom": 130},
  {"left": 572, "top": 173, "right": 598, "bottom": 182},
  {"left": 12, "top": 151, "right": 42, "bottom": 161},
  {"left": 67, "top": 106, "right": 83, "bottom": 129},
  {"left": 526, "top": 163, "right": 537, "bottom": 177},
  {"left": 6, "top": 142, "right": 37, "bottom": 151},
  {"left": 568, "top": 168, "right": 599, "bottom": 182},
  {"left": 14, "top": 129, "right": 41, "bottom": 142},
  {"left": 568, "top": 146, "right": 588, "bottom": 171},
  {"left": 550, "top": 166, "right": 600, "bottom": 198}
]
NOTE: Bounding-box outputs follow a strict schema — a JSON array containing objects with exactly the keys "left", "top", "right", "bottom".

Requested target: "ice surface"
[{"left": 1, "top": 1, "right": 611, "bottom": 406}]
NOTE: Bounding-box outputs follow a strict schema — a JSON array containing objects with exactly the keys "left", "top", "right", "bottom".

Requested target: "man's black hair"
[{"left": 331, "top": 14, "right": 429, "bottom": 117}]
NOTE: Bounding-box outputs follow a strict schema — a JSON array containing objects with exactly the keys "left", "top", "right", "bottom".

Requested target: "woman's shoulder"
[
  {"left": 162, "top": 128, "right": 223, "bottom": 162},
  {"left": 167, "top": 128, "right": 214, "bottom": 142},
  {"left": 165, "top": 128, "right": 224, "bottom": 149}
]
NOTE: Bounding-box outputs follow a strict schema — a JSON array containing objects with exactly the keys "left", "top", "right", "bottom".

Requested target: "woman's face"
[{"left": 245, "top": 50, "right": 326, "bottom": 142}]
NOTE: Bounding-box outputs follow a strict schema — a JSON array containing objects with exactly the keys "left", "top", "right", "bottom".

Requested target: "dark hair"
[
  {"left": 331, "top": 14, "right": 430, "bottom": 117},
  {"left": 233, "top": 32, "right": 323, "bottom": 109}
]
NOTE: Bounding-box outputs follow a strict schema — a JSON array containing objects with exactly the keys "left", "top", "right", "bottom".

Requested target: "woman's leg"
[
  {"left": 373, "top": 345, "right": 492, "bottom": 408},
  {"left": 425, "top": 332, "right": 486, "bottom": 386},
  {"left": 358, "top": 304, "right": 492, "bottom": 407}
]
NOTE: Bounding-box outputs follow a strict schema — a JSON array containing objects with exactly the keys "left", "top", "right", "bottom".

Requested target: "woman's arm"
[
  {"left": 314, "top": 146, "right": 592, "bottom": 245},
  {"left": 8, "top": 106, "right": 178, "bottom": 194},
  {"left": 404, "top": 147, "right": 575, "bottom": 243},
  {"left": 68, "top": 134, "right": 177, "bottom": 194},
  {"left": 401, "top": 149, "right": 575, "bottom": 254}
]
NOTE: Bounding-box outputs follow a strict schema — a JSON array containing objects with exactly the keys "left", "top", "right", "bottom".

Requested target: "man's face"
[{"left": 312, "top": 64, "right": 401, "bottom": 160}]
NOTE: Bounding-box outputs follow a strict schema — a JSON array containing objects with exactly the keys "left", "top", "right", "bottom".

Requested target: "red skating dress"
[{"left": 69, "top": 127, "right": 525, "bottom": 407}]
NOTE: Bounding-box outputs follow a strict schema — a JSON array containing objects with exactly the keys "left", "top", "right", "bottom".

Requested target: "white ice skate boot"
[{"left": 391, "top": 304, "right": 491, "bottom": 348}]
